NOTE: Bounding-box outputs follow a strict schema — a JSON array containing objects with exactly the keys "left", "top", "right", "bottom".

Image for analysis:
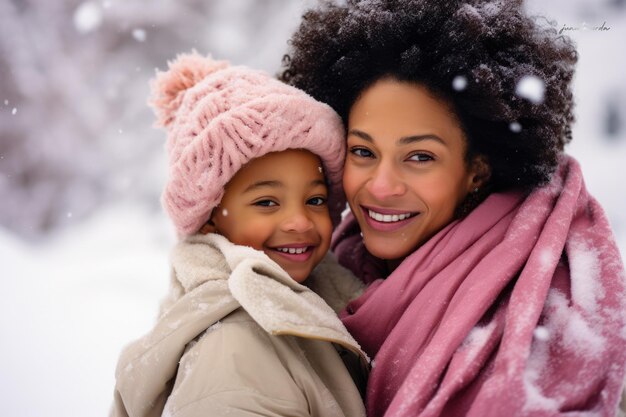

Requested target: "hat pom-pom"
[{"left": 150, "top": 51, "right": 229, "bottom": 128}]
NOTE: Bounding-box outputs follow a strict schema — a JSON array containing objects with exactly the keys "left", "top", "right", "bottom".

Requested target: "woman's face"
[{"left": 344, "top": 78, "right": 482, "bottom": 261}]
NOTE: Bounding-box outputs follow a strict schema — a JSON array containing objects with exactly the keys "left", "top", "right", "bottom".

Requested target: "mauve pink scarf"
[{"left": 333, "top": 156, "right": 626, "bottom": 417}]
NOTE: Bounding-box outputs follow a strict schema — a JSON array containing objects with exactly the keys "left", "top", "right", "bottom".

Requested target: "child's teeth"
[{"left": 278, "top": 247, "right": 307, "bottom": 254}]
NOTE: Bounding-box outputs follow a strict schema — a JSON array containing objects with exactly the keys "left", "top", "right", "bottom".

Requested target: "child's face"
[{"left": 204, "top": 149, "right": 332, "bottom": 283}]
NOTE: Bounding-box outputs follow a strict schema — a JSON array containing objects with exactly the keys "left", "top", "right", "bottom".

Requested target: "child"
[{"left": 110, "top": 52, "right": 368, "bottom": 417}]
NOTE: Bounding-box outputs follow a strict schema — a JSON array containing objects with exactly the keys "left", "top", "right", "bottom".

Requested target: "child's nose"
[{"left": 281, "top": 208, "right": 314, "bottom": 233}]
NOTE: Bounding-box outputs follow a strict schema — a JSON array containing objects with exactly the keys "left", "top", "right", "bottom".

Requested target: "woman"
[{"left": 281, "top": 0, "right": 626, "bottom": 416}]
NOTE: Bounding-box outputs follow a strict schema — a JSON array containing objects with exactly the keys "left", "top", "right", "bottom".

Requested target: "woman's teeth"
[
  {"left": 368, "top": 209, "right": 414, "bottom": 223},
  {"left": 276, "top": 247, "right": 309, "bottom": 254}
]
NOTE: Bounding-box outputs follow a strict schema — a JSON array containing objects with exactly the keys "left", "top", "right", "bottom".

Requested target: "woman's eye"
[
  {"left": 254, "top": 199, "right": 278, "bottom": 207},
  {"left": 408, "top": 153, "right": 434, "bottom": 162},
  {"left": 350, "top": 147, "right": 374, "bottom": 158},
  {"left": 307, "top": 196, "right": 327, "bottom": 206}
]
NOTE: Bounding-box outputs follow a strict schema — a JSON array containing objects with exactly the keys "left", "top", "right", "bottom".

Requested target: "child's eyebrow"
[
  {"left": 243, "top": 179, "right": 327, "bottom": 193},
  {"left": 243, "top": 180, "right": 283, "bottom": 193}
]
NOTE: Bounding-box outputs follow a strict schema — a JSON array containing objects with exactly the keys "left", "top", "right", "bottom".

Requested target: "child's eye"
[
  {"left": 350, "top": 147, "right": 374, "bottom": 158},
  {"left": 407, "top": 153, "right": 434, "bottom": 162},
  {"left": 254, "top": 199, "right": 278, "bottom": 207},
  {"left": 307, "top": 196, "right": 327, "bottom": 206}
]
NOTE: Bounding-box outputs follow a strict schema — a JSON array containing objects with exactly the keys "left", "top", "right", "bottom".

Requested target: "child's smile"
[
  {"left": 271, "top": 244, "right": 316, "bottom": 261},
  {"left": 202, "top": 149, "right": 332, "bottom": 282}
]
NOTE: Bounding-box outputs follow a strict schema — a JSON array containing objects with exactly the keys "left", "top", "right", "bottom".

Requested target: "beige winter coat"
[{"left": 111, "top": 233, "right": 369, "bottom": 417}]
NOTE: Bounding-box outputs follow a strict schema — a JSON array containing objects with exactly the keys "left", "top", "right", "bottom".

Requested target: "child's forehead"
[
  {"left": 225, "top": 149, "right": 327, "bottom": 192},
  {"left": 248, "top": 149, "right": 323, "bottom": 171}
]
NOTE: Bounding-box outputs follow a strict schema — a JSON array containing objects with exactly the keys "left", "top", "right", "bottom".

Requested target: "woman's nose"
[
  {"left": 366, "top": 163, "right": 407, "bottom": 200},
  {"left": 281, "top": 207, "right": 315, "bottom": 233}
]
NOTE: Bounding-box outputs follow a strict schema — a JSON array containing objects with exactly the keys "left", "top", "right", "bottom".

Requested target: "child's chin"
[
  {"left": 286, "top": 269, "right": 310, "bottom": 283},
  {"left": 266, "top": 253, "right": 314, "bottom": 283},
  {"left": 279, "top": 265, "right": 311, "bottom": 283}
]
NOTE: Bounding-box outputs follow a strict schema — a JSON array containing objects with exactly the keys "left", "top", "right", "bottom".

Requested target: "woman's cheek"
[{"left": 342, "top": 161, "right": 362, "bottom": 202}]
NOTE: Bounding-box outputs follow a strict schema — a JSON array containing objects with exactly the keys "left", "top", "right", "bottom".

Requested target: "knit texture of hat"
[{"left": 150, "top": 52, "right": 346, "bottom": 238}]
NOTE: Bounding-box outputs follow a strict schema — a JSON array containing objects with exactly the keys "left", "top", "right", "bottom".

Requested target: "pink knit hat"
[{"left": 150, "top": 52, "right": 346, "bottom": 237}]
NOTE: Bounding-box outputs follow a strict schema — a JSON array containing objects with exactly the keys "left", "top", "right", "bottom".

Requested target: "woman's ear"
[
  {"left": 456, "top": 155, "right": 492, "bottom": 219},
  {"left": 198, "top": 211, "right": 217, "bottom": 235},
  {"left": 467, "top": 154, "right": 491, "bottom": 192}
]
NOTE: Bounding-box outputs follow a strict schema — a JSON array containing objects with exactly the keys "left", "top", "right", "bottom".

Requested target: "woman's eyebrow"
[
  {"left": 348, "top": 129, "right": 373, "bottom": 142},
  {"left": 398, "top": 135, "right": 445, "bottom": 146},
  {"left": 243, "top": 180, "right": 282, "bottom": 193},
  {"left": 349, "top": 129, "right": 445, "bottom": 145}
]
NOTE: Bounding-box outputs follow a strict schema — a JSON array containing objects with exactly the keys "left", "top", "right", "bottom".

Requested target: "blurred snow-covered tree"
[{"left": 0, "top": 0, "right": 307, "bottom": 240}]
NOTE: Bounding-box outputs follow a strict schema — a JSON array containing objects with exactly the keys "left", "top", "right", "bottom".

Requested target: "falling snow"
[
  {"left": 73, "top": 2, "right": 103, "bottom": 34},
  {"left": 132, "top": 28, "right": 147, "bottom": 42},
  {"left": 515, "top": 75, "right": 546, "bottom": 104},
  {"left": 510, "top": 122, "right": 522, "bottom": 133},
  {"left": 452, "top": 75, "right": 468, "bottom": 91},
  {"left": 534, "top": 326, "right": 550, "bottom": 341}
]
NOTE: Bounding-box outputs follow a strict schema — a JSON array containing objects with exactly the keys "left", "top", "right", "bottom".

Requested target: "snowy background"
[{"left": 0, "top": 0, "right": 624, "bottom": 416}]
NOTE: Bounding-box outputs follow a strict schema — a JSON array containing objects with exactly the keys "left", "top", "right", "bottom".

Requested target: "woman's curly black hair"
[{"left": 280, "top": 0, "right": 578, "bottom": 192}]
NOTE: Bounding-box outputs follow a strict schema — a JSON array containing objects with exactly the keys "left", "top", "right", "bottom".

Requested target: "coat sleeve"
[
  {"left": 163, "top": 316, "right": 313, "bottom": 417},
  {"left": 170, "top": 391, "right": 310, "bottom": 417}
]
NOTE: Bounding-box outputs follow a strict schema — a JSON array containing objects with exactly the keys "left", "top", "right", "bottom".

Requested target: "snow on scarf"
[{"left": 333, "top": 155, "right": 626, "bottom": 417}]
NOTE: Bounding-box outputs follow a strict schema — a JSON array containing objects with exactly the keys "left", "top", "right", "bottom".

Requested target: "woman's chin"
[{"left": 363, "top": 236, "right": 413, "bottom": 261}]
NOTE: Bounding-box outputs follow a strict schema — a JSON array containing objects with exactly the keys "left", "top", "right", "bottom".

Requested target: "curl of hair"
[{"left": 281, "top": 0, "right": 577, "bottom": 192}]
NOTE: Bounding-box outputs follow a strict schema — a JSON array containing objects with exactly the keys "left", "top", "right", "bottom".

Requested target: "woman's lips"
[{"left": 360, "top": 205, "right": 419, "bottom": 233}]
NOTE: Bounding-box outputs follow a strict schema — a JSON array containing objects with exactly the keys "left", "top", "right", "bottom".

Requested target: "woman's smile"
[{"left": 360, "top": 205, "right": 420, "bottom": 232}]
